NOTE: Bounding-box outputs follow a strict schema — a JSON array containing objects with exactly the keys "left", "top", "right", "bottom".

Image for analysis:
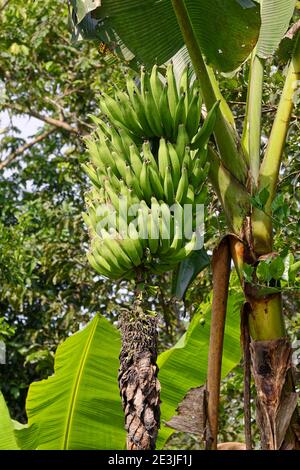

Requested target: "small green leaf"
[
  {"left": 289, "top": 260, "right": 300, "bottom": 282},
  {"left": 269, "top": 256, "right": 285, "bottom": 280},
  {"left": 243, "top": 263, "right": 254, "bottom": 283},
  {"left": 258, "top": 187, "right": 270, "bottom": 207},
  {"left": 256, "top": 260, "right": 271, "bottom": 283}
]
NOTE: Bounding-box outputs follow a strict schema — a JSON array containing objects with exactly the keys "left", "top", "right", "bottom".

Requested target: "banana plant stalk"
[{"left": 172, "top": 0, "right": 300, "bottom": 449}]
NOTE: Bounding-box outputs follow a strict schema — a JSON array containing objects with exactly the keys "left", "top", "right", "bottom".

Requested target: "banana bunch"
[
  {"left": 84, "top": 64, "right": 219, "bottom": 281},
  {"left": 99, "top": 63, "right": 203, "bottom": 142},
  {"left": 84, "top": 195, "right": 200, "bottom": 280},
  {"left": 83, "top": 123, "right": 210, "bottom": 208}
]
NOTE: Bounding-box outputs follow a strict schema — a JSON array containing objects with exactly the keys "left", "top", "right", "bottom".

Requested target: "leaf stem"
[{"left": 171, "top": 0, "right": 248, "bottom": 184}]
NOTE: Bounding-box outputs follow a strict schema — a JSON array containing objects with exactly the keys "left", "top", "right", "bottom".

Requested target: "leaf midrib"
[{"left": 62, "top": 315, "right": 99, "bottom": 449}]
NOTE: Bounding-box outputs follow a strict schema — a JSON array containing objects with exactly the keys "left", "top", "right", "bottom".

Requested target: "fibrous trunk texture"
[
  {"left": 251, "top": 338, "right": 300, "bottom": 449},
  {"left": 118, "top": 300, "right": 160, "bottom": 450}
]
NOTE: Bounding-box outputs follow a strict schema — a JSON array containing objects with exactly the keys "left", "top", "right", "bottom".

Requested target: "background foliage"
[{"left": 0, "top": 0, "right": 299, "bottom": 447}]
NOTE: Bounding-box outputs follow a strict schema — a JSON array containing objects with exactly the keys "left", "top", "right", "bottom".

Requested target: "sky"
[{"left": 0, "top": 111, "right": 40, "bottom": 139}]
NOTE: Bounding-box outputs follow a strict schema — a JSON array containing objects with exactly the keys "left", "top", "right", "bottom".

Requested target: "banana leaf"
[
  {"left": 17, "top": 290, "right": 242, "bottom": 449},
  {"left": 157, "top": 290, "right": 243, "bottom": 448},
  {"left": 23, "top": 314, "right": 125, "bottom": 449},
  {"left": 70, "top": 0, "right": 261, "bottom": 73},
  {"left": 256, "top": 0, "right": 296, "bottom": 59},
  {"left": 0, "top": 391, "right": 19, "bottom": 450}
]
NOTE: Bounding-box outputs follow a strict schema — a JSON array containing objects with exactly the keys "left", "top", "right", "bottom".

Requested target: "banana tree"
[{"left": 70, "top": 0, "right": 300, "bottom": 449}]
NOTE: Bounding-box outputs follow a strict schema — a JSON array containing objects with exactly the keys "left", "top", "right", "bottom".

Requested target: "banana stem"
[
  {"left": 251, "top": 32, "right": 300, "bottom": 255},
  {"left": 171, "top": 0, "right": 248, "bottom": 184},
  {"left": 248, "top": 53, "right": 264, "bottom": 187}
]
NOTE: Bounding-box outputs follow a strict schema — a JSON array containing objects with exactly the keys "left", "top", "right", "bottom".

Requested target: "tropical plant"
[{"left": 69, "top": 0, "right": 300, "bottom": 450}]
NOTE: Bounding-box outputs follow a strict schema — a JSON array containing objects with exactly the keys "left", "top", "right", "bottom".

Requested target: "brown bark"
[
  {"left": 166, "top": 386, "right": 209, "bottom": 438},
  {"left": 241, "top": 303, "right": 252, "bottom": 449},
  {"left": 118, "top": 300, "right": 160, "bottom": 450},
  {"left": 251, "top": 338, "right": 300, "bottom": 449},
  {"left": 206, "top": 237, "right": 231, "bottom": 449}
]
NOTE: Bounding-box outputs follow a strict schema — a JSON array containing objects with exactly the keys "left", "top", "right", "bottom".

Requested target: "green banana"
[
  {"left": 182, "top": 147, "right": 192, "bottom": 173},
  {"left": 179, "top": 65, "right": 190, "bottom": 116},
  {"left": 143, "top": 141, "right": 159, "bottom": 174},
  {"left": 158, "top": 138, "right": 170, "bottom": 181},
  {"left": 174, "top": 92, "right": 186, "bottom": 136},
  {"left": 167, "top": 142, "right": 181, "bottom": 188},
  {"left": 83, "top": 163, "right": 101, "bottom": 188},
  {"left": 125, "top": 165, "right": 144, "bottom": 200},
  {"left": 87, "top": 252, "right": 117, "bottom": 279},
  {"left": 107, "top": 167, "right": 121, "bottom": 192},
  {"left": 129, "top": 144, "right": 143, "bottom": 177},
  {"left": 144, "top": 89, "right": 163, "bottom": 136},
  {"left": 163, "top": 166, "right": 175, "bottom": 205},
  {"left": 175, "top": 165, "right": 189, "bottom": 204},
  {"left": 131, "top": 89, "right": 153, "bottom": 137},
  {"left": 163, "top": 232, "right": 197, "bottom": 263},
  {"left": 85, "top": 139, "right": 106, "bottom": 173},
  {"left": 101, "top": 229, "right": 134, "bottom": 270},
  {"left": 175, "top": 124, "right": 190, "bottom": 163},
  {"left": 104, "top": 180, "right": 121, "bottom": 210},
  {"left": 101, "top": 92, "right": 124, "bottom": 124},
  {"left": 186, "top": 92, "right": 201, "bottom": 141},
  {"left": 159, "top": 86, "right": 174, "bottom": 139},
  {"left": 111, "top": 151, "right": 128, "bottom": 181},
  {"left": 140, "top": 160, "right": 153, "bottom": 204},
  {"left": 150, "top": 64, "right": 163, "bottom": 109},
  {"left": 191, "top": 100, "right": 220, "bottom": 150},
  {"left": 149, "top": 165, "right": 164, "bottom": 201},
  {"left": 166, "top": 63, "right": 178, "bottom": 119},
  {"left": 115, "top": 90, "right": 144, "bottom": 137}
]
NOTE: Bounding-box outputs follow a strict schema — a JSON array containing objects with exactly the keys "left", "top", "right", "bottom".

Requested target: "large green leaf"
[
  {"left": 0, "top": 391, "right": 19, "bottom": 450},
  {"left": 71, "top": 0, "right": 261, "bottom": 72},
  {"left": 256, "top": 0, "right": 296, "bottom": 58},
  {"left": 19, "top": 292, "right": 242, "bottom": 450},
  {"left": 157, "top": 290, "right": 243, "bottom": 448},
  {"left": 24, "top": 314, "right": 125, "bottom": 449}
]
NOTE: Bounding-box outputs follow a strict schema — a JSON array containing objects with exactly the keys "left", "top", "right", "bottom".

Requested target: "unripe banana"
[
  {"left": 175, "top": 124, "right": 190, "bottom": 163},
  {"left": 158, "top": 137, "right": 170, "bottom": 182},
  {"left": 111, "top": 151, "right": 127, "bottom": 181},
  {"left": 191, "top": 100, "right": 220, "bottom": 150},
  {"left": 166, "top": 63, "right": 178, "bottom": 119},
  {"left": 84, "top": 139, "right": 106, "bottom": 173},
  {"left": 144, "top": 89, "right": 163, "bottom": 136},
  {"left": 101, "top": 92, "right": 125, "bottom": 124},
  {"left": 87, "top": 251, "right": 117, "bottom": 279},
  {"left": 163, "top": 232, "right": 197, "bottom": 263},
  {"left": 83, "top": 163, "right": 101, "bottom": 188},
  {"left": 186, "top": 92, "right": 201, "bottom": 141},
  {"left": 173, "top": 92, "right": 186, "bottom": 138},
  {"left": 164, "top": 166, "right": 175, "bottom": 205},
  {"left": 175, "top": 165, "right": 189, "bottom": 204},
  {"left": 179, "top": 65, "right": 190, "bottom": 116},
  {"left": 167, "top": 142, "right": 181, "bottom": 188},
  {"left": 150, "top": 64, "right": 163, "bottom": 110},
  {"left": 159, "top": 86, "right": 174, "bottom": 139},
  {"left": 149, "top": 165, "right": 164, "bottom": 201},
  {"left": 129, "top": 144, "right": 143, "bottom": 177},
  {"left": 143, "top": 141, "right": 159, "bottom": 174},
  {"left": 131, "top": 89, "right": 153, "bottom": 137},
  {"left": 140, "top": 160, "right": 152, "bottom": 204},
  {"left": 101, "top": 229, "right": 134, "bottom": 271}
]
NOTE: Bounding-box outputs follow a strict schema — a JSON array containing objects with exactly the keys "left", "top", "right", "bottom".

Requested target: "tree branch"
[
  {"left": 0, "top": 128, "right": 55, "bottom": 170},
  {"left": 4, "top": 103, "right": 79, "bottom": 134}
]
